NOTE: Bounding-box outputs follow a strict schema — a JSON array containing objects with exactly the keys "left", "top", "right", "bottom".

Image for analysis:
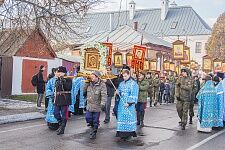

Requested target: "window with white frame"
[{"left": 195, "top": 42, "right": 202, "bottom": 53}]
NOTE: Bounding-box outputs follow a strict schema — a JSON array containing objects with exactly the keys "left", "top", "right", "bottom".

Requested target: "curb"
[{"left": 0, "top": 112, "right": 45, "bottom": 125}]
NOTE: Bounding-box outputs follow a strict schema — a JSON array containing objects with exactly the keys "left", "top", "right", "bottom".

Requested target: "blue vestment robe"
[
  {"left": 117, "top": 78, "right": 139, "bottom": 133},
  {"left": 69, "top": 77, "right": 85, "bottom": 112},
  {"left": 45, "top": 77, "right": 58, "bottom": 123},
  {"left": 197, "top": 80, "right": 223, "bottom": 128},
  {"left": 215, "top": 81, "right": 224, "bottom": 127}
]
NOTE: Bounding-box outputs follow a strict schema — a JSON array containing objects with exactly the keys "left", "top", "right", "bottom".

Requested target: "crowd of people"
[{"left": 32, "top": 64, "right": 225, "bottom": 141}]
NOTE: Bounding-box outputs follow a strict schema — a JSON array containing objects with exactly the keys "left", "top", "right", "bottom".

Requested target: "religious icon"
[
  {"left": 181, "top": 48, "right": 190, "bottom": 64},
  {"left": 135, "top": 50, "right": 143, "bottom": 60},
  {"left": 84, "top": 52, "right": 100, "bottom": 71},
  {"left": 126, "top": 55, "right": 133, "bottom": 66},
  {"left": 150, "top": 61, "right": 157, "bottom": 71},
  {"left": 114, "top": 54, "right": 123, "bottom": 67},
  {"left": 144, "top": 60, "right": 149, "bottom": 70},
  {"left": 214, "top": 62, "right": 222, "bottom": 72},
  {"left": 173, "top": 40, "right": 184, "bottom": 60},
  {"left": 203, "top": 59, "right": 211, "bottom": 70}
]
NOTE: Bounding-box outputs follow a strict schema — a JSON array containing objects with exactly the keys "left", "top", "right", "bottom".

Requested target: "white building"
[{"left": 80, "top": 0, "right": 211, "bottom": 66}]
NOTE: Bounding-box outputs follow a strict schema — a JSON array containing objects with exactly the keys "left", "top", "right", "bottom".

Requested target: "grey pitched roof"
[
  {"left": 0, "top": 30, "right": 30, "bottom": 56},
  {"left": 0, "top": 28, "right": 57, "bottom": 57},
  {"left": 80, "top": 25, "right": 171, "bottom": 50},
  {"left": 83, "top": 6, "right": 211, "bottom": 37}
]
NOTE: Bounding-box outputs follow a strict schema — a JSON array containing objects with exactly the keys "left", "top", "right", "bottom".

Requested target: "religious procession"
[{"left": 40, "top": 39, "right": 225, "bottom": 143}]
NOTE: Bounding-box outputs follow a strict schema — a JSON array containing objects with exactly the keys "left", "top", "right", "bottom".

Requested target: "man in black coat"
[
  {"left": 103, "top": 67, "right": 116, "bottom": 124},
  {"left": 37, "top": 65, "right": 46, "bottom": 108},
  {"left": 53, "top": 66, "right": 72, "bottom": 135}
]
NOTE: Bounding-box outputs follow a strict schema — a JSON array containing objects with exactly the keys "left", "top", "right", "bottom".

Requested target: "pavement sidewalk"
[{"left": 0, "top": 99, "right": 45, "bottom": 125}]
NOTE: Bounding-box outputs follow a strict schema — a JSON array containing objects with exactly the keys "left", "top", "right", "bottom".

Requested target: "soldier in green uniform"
[
  {"left": 146, "top": 72, "right": 153, "bottom": 107},
  {"left": 152, "top": 73, "right": 161, "bottom": 106},
  {"left": 137, "top": 71, "right": 149, "bottom": 127},
  {"left": 189, "top": 75, "right": 198, "bottom": 124},
  {"left": 176, "top": 68, "right": 192, "bottom": 130},
  {"left": 168, "top": 71, "right": 176, "bottom": 103}
]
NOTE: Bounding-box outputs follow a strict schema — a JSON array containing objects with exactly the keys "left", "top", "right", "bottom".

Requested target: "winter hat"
[
  {"left": 57, "top": 66, "right": 67, "bottom": 73},
  {"left": 217, "top": 72, "right": 224, "bottom": 79},
  {"left": 122, "top": 65, "right": 130, "bottom": 71},
  {"left": 40, "top": 65, "right": 44, "bottom": 70},
  {"left": 181, "top": 68, "right": 188, "bottom": 73},
  {"left": 92, "top": 71, "right": 101, "bottom": 78}
]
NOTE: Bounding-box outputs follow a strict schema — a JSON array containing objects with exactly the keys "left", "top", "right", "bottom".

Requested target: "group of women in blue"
[{"left": 197, "top": 72, "right": 225, "bottom": 132}]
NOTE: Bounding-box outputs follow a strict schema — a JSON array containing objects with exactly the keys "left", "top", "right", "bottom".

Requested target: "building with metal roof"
[{"left": 80, "top": 0, "right": 211, "bottom": 66}]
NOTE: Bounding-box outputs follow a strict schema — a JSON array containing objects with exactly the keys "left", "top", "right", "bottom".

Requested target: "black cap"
[
  {"left": 122, "top": 65, "right": 130, "bottom": 71},
  {"left": 57, "top": 66, "right": 67, "bottom": 73},
  {"left": 40, "top": 65, "right": 44, "bottom": 70},
  {"left": 181, "top": 68, "right": 187, "bottom": 73}
]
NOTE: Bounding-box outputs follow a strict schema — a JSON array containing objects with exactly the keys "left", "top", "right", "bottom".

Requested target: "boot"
[
  {"left": 181, "top": 123, "right": 185, "bottom": 130},
  {"left": 90, "top": 128, "right": 97, "bottom": 139},
  {"left": 137, "top": 112, "right": 140, "bottom": 125},
  {"left": 140, "top": 112, "right": 145, "bottom": 128},
  {"left": 56, "top": 120, "right": 62, "bottom": 133},
  {"left": 189, "top": 117, "right": 193, "bottom": 124},
  {"left": 57, "top": 120, "right": 67, "bottom": 135},
  {"left": 150, "top": 100, "right": 152, "bottom": 107}
]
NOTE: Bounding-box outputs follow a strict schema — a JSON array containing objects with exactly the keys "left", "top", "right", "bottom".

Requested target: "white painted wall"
[
  {"left": 163, "top": 34, "right": 211, "bottom": 66},
  {"left": 11, "top": 56, "right": 62, "bottom": 95},
  {"left": 12, "top": 56, "right": 23, "bottom": 95}
]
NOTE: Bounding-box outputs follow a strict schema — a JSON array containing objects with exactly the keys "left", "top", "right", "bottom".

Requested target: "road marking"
[
  {"left": 0, "top": 124, "right": 46, "bottom": 134},
  {"left": 0, "top": 116, "right": 85, "bottom": 134},
  {"left": 186, "top": 129, "right": 225, "bottom": 150}
]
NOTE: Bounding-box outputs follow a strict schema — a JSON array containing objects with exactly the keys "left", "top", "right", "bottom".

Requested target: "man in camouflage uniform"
[
  {"left": 152, "top": 73, "right": 161, "bottom": 106},
  {"left": 146, "top": 72, "right": 153, "bottom": 107},
  {"left": 189, "top": 75, "right": 198, "bottom": 124},
  {"left": 168, "top": 71, "right": 176, "bottom": 103},
  {"left": 176, "top": 68, "right": 192, "bottom": 130}
]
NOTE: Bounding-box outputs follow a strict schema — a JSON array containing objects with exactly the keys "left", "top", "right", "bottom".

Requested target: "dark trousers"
[
  {"left": 54, "top": 105, "right": 69, "bottom": 122},
  {"left": 86, "top": 111, "right": 100, "bottom": 129},
  {"left": 105, "top": 96, "right": 113, "bottom": 121},
  {"left": 158, "top": 91, "right": 164, "bottom": 104},
  {"left": 45, "top": 97, "right": 49, "bottom": 110},
  {"left": 136, "top": 102, "right": 146, "bottom": 124}
]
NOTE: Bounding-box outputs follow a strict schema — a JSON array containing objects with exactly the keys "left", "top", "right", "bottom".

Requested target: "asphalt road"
[{"left": 0, "top": 104, "right": 224, "bottom": 150}]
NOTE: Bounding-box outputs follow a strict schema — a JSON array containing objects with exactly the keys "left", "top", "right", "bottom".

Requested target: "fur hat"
[
  {"left": 57, "top": 66, "right": 67, "bottom": 73},
  {"left": 217, "top": 72, "right": 224, "bottom": 79}
]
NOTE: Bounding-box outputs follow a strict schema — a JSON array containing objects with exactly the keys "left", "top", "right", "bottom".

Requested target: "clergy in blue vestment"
[
  {"left": 197, "top": 75, "right": 222, "bottom": 130},
  {"left": 213, "top": 75, "right": 224, "bottom": 127},
  {"left": 45, "top": 71, "right": 59, "bottom": 130},
  {"left": 69, "top": 77, "right": 85, "bottom": 114},
  {"left": 116, "top": 67, "right": 139, "bottom": 140},
  {"left": 216, "top": 72, "right": 225, "bottom": 123}
]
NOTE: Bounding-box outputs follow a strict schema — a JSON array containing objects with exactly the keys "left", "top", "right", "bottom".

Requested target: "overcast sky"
[{"left": 93, "top": 0, "right": 225, "bottom": 27}]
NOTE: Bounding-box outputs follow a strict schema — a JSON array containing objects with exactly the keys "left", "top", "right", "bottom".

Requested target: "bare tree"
[{"left": 0, "top": 0, "right": 103, "bottom": 44}]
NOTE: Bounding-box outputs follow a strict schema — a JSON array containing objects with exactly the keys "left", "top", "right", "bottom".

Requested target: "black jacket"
[
  {"left": 37, "top": 70, "right": 45, "bottom": 94},
  {"left": 55, "top": 77, "right": 72, "bottom": 106}
]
